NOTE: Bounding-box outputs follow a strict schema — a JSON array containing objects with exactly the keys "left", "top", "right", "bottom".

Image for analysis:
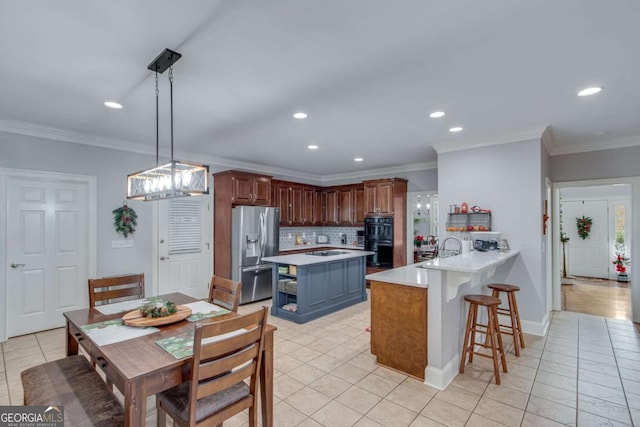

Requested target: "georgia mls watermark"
[{"left": 0, "top": 406, "right": 64, "bottom": 427}]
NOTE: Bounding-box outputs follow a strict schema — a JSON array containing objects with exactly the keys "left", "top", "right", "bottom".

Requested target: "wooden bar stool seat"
[
  {"left": 487, "top": 283, "right": 526, "bottom": 357},
  {"left": 459, "top": 294, "right": 508, "bottom": 385}
]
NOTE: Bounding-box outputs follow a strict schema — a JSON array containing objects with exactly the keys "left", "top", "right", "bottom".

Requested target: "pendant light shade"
[{"left": 127, "top": 48, "right": 209, "bottom": 201}]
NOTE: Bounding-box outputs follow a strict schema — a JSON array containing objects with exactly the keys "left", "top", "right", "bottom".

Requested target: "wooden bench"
[{"left": 21, "top": 355, "right": 124, "bottom": 427}]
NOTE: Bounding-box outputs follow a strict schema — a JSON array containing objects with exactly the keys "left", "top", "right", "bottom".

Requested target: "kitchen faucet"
[{"left": 439, "top": 236, "right": 462, "bottom": 258}]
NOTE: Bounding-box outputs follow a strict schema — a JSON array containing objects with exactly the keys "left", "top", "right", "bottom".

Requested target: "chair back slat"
[
  {"left": 188, "top": 307, "right": 268, "bottom": 423},
  {"left": 88, "top": 273, "right": 144, "bottom": 307},
  {"left": 208, "top": 275, "right": 241, "bottom": 312},
  {"left": 198, "top": 345, "right": 260, "bottom": 381}
]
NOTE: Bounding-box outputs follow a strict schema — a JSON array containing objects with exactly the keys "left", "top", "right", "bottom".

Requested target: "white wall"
[
  {"left": 438, "top": 139, "right": 547, "bottom": 327},
  {"left": 550, "top": 145, "right": 640, "bottom": 182}
]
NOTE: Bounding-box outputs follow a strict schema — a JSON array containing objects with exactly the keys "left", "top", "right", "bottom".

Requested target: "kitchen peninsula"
[
  {"left": 263, "top": 250, "right": 372, "bottom": 323},
  {"left": 366, "top": 250, "right": 519, "bottom": 389}
]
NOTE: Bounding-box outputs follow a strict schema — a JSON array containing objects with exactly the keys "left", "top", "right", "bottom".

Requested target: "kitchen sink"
[{"left": 305, "top": 250, "right": 350, "bottom": 256}]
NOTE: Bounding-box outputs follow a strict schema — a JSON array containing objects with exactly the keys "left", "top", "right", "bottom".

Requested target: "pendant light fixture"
[{"left": 127, "top": 48, "right": 209, "bottom": 201}]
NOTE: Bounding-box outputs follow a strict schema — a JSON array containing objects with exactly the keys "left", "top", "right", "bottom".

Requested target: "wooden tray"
[{"left": 122, "top": 305, "right": 192, "bottom": 327}]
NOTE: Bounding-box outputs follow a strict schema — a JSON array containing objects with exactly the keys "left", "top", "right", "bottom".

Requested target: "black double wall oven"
[{"left": 365, "top": 216, "right": 393, "bottom": 268}]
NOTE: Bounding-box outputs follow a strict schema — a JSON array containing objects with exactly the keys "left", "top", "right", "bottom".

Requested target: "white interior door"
[
  {"left": 157, "top": 197, "right": 211, "bottom": 299},
  {"left": 6, "top": 177, "right": 89, "bottom": 336},
  {"left": 563, "top": 200, "right": 609, "bottom": 278}
]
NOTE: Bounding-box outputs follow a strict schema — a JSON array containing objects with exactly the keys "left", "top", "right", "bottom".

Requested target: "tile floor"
[{"left": 1, "top": 295, "right": 639, "bottom": 426}]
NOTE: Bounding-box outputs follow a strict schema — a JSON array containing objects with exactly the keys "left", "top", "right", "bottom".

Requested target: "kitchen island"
[
  {"left": 366, "top": 250, "right": 519, "bottom": 389},
  {"left": 263, "top": 250, "right": 372, "bottom": 323}
]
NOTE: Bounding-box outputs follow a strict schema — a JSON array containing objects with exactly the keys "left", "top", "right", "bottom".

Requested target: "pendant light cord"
[
  {"left": 155, "top": 71, "right": 159, "bottom": 165},
  {"left": 169, "top": 65, "right": 174, "bottom": 161}
]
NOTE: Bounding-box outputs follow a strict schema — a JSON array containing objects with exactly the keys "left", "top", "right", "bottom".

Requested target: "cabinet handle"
[{"left": 95, "top": 356, "right": 107, "bottom": 369}]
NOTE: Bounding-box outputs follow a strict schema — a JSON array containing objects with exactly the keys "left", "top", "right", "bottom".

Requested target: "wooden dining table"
[{"left": 63, "top": 292, "right": 275, "bottom": 427}]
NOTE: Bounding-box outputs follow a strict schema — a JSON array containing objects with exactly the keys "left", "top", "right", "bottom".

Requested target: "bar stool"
[
  {"left": 459, "top": 294, "right": 507, "bottom": 385},
  {"left": 487, "top": 283, "right": 526, "bottom": 357}
]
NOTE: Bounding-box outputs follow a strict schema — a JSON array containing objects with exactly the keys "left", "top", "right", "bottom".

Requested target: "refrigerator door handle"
[{"left": 241, "top": 264, "right": 273, "bottom": 273}]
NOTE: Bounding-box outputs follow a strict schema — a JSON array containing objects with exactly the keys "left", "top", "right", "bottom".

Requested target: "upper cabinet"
[
  {"left": 272, "top": 181, "right": 324, "bottom": 226},
  {"left": 353, "top": 184, "right": 365, "bottom": 226},
  {"left": 364, "top": 178, "right": 406, "bottom": 215},
  {"left": 215, "top": 170, "right": 271, "bottom": 206}
]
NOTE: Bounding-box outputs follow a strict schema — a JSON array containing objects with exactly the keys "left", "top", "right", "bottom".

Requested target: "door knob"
[
  {"left": 10, "top": 263, "right": 26, "bottom": 268},
  {"left": 160, "top": 256, "right": 170, "bottom": 261}
]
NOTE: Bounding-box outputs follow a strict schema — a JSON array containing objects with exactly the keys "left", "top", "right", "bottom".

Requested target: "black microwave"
[{"left": 364, "top": 216, "right": 393, "bottom": 240}]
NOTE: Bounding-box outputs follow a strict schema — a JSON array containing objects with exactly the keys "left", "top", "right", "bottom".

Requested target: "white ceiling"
[{"left": 1, "top": 1, "right": 639, "bottom": 179}]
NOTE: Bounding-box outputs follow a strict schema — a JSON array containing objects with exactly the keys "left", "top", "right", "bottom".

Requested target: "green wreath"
[
  {"left": 112, "top": 203, "right": 137, "bottom": 237},
  {"left": 576, "top": 216, "right": 592, "bottom": 240}
]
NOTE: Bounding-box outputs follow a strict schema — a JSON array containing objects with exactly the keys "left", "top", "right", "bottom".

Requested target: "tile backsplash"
[{"left": 279, "top": 226, "right": 363, "bottom": 250}]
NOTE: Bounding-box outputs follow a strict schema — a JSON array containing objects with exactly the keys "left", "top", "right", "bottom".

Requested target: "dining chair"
[
  {"left": 208, "top": 275, "right": 241, "bottom": 312},
  {"left": 88, "top": 273, "right": 145, "bottom": 307},
  {"left": 156, "top": 306, "right": 269, "bottom": 427}
]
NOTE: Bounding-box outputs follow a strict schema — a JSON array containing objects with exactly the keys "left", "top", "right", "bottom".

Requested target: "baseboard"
[
  {"left": 424, "top": 354, "right": 459, "bottom": 390},
  {"left": 521, "top": 312, "right": 549, "bottom": 337}
]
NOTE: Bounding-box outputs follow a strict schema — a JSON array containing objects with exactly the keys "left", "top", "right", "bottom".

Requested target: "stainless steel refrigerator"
[{"left": 231, "top": 206, "right": 279, "bottom": 304}]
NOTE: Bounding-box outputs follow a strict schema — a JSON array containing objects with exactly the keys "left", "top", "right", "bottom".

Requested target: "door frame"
[
  {"left": 552, "top": 176, "right": 639, "bottom": 323},
  {"left": 0, "top": 167, "right": 97, "bottom": 342}
]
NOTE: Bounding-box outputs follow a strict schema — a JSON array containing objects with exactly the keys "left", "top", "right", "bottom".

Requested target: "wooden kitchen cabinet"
[
  {"left": 337, "top": 186, "right": 353, "bottom": 225},
  {"left": 303, "top": 187, "right": 323, "bottom": 226},
  {"left": 364, "top": 179, "right": 398, "bottom": 214},
  {"left": 353, "top": 184, "right": 365, "bottom": 225},
  {"left": 271, "top": 180, "right": 292, "bottom": 225},
  {"left": 324, "top": 188, "right": 339, "bottom": 225},
  {"left": 290, "top": 185, "right": 304, "bottom": 225},
  {"left": 272, "top": 181, "right": 323, "bottom": 226},
  {"left": 215, "top": 170, "right": 271, "bottom": 206}
]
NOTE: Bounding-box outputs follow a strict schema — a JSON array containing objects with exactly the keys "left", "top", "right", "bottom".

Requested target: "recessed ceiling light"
[
  {"left": 429, "top": 111, "right": 445, "bottom": 118},
  {"left": 449, "top": 126, "right": 463, "bottom": 133},
  {"left": 104, "top": 101, "right": 123, "bottom": 109},
  {"left": 577, "top": 86, "right": 603, "bottom": 97},
  {"left": 354, "top": 157, "right": 364, "bottom": 162},
  {"left": 293, "top": 112, "right": 308, "bottom": 119},
  {"left": 308, "top": 145, "right": 318, "bottom": 150}
]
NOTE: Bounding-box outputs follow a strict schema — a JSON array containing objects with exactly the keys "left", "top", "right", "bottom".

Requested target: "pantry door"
[
  {"left": 563, "top": 200, "right": 609, "bottom": 279},
  {"left": 4, "top": 172, "right": 95, "bottom": 337}
]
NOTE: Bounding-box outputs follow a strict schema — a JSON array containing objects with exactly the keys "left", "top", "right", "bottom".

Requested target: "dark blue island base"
[{"left": 271, "top": 256, "right": 368, "bottom": 324}]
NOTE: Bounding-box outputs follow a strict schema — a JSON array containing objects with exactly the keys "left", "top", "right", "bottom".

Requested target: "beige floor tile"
[
  {"left": 335, "top": 385, "right": 381, "bottom": 414},
  {"left": 531, "top": 381, "right": 577, "bottom": 408},
  {"left": 537, "top": 359, "right": 578, "bottom": 379},
  {"left": 289, "top": 333, "right": 319, "bottom": 346},
  {"left": 289, "top": 346, "right": 323, "bottom": 363},
  {"left": 297, "top": 417, "right": 323, "bottom": 427},
  {"left": 309, "top": 374, "right": 352, "bottom": 399},
  {"left": 578, "top": 380, "right": 627, "bottom": 407},
  {"left": 579, "top": 358, "right": 620, "bottom": 376},
  {"left": 579, "top": 368, "right": 623, "bottom": 389},
  {"left": 577, "top": 394, "right": 632, "bottom": 425},
  {"left": 355, "top": 372, "right": 398, "bottom": 397},
  {"left": 276, "top": 339, "right": 303, "bottom": 354},
  {"left": 307, "top": 354, "right": 345, "bottom": 372},
  {"left": 353, "top": 417, "right": 384, "bottom": 427},
  {"left": 622, "top": 378, "right": 640, "bottom": 395},
  {"left": 409, "top": 415, "right": 449, "bottom": 426},
  {"left": 304, "top": 338, "right": 339, "bottom": 353},
  {"left": 310, "top": 400, "right": 362, "bottom": 427},
  {"left": 288, "top": 364, "right": 326, "bottom": 385},
  {"left": 541, "top": 350, "right": 578, "bottom": 367},
  {"left": 284, "top": 386, "right": 331, "bottom": 416},
  {"left": 273, "top": 374, "right": 306, "bottom": 400},
  {"left": 273, "top": 401, "right": 308, "bottom": 427},
  {"left": 483, "top": 383, "right": 529, "bottom": 409},
  {"left": 625, "top": 391, "right": 640, "bottom": 410},
  {"left": 534, "top": 370, "right": 576, "bottom": 392},
  {"left": 349, "top": 353, "right": 378, "bottom": 372},
  {"left": 385, "top": 381, "right": 434, "bottom": 413},
  {"left": 371, "top": 366, "right": 407, "bottom": 384},
  {"left": 466, "top": 413, "right": 509, "bottom": 426},
  {"left": 331, "top": 362, "right": 371, "bottom": 384},
  {"left": 3, "top": 345, "right": 44, "bottom": 362},
  {"left": 1, "top": 335, "right": 38, "bottom": 352},
  {"left": 420, "top": 398, "right": 471, "bottom": 427},
  {"left": 504, "top": 353, "right": 540, "bottom": 369},
  {"left": 495, "top": 371, "right": 534, "bottom": 394},
  {"left": 580, "top": 349, "right": 617, "bottom": 366},
  {"left": 526, "top": 395, "right": 576, "bottom": 426},
  {"left": 618, "top": 366, "right": 640, "bottom": 382},
  {"left": 521, "top": 412, "right": 566, "bottom": 427},
  {"left": 433, "top": 384, "right": 480, "bottom": 412},
  {"left": 366, "top": 399, "right": 418, "bottom": 427},
  {"left": 577, "top": 410, "right": 631, "bottom": 427},
  {"left": 474, "top": 395, "right": 524, "bottom": 427},
  {"left": 274, "top": 354, "right": 305, "bottom": 372},
  {"left": 449, "top": 372, "right": 490, "bottom": 395}
]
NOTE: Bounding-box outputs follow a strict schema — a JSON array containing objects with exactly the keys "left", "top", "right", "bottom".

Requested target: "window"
[{"left": 168, "top": 199, "right": 202, "bottom": 254}]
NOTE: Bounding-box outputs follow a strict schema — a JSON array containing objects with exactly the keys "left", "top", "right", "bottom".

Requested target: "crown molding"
[
  {"left": 0, "top": 118, "right": 437, "bottom": 183},
  {"left": 540, "top": 125, "right": 554, "bottom": 155},
  {"left": 432, "top": 126, "right": 547, "bottom": 154},
  {"left": 548, "top": 134, "right": 640, "bottom": 156}
]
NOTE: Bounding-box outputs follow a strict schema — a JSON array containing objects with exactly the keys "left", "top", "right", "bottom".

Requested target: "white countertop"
[
  {"left": 279, "top": 243, "right": 365, "bottom": 252},
  {"left": 366, "top": 250, "right": 519, "bottom": 288},
  {"left": 263, "top": 249, "right": 373, "bottom": 266}
]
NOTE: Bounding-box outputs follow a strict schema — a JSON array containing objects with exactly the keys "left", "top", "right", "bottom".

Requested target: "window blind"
[{"left": 168, "top": 199, "right": 201, "bottom": 254}]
